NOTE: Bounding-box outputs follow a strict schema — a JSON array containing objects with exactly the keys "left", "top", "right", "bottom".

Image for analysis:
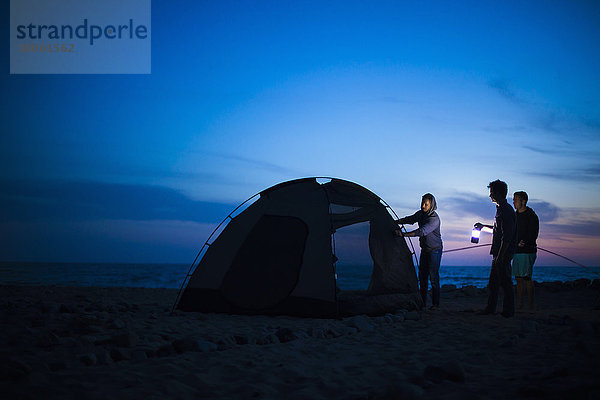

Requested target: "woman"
[{"left": 395, "top": 193, "right": 443, "bottom": 309}]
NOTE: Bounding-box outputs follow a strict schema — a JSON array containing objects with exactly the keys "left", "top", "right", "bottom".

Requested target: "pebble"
[
  {"left": 423, "top": 365, "right": 445, "bottom": 384},
  {"left": 36, "top": 331, "right": 61, "bottom": 348},
  {"left": 572, "top": 278, "right": 590, "bottom": 289},
  {"left": 571, "top": 320, "right": 595, "bottom": 336},
  {"left": 520, "top": 320, "right": 538, "bottom": 335},
  {"left": 71, "top": 314, "right": 103, "bottom": 334},
  {"left": 109, "top": 331, "right": 138, "bottom": 347},
  {"left": 260, "top": 334, "right": 280, "bottom": 344},
  {"left": 328, "top": 326, "right": 357, "bottom": 337},
  {"left": 346, "top": 315, "right": 376, "bottom": 332},
  {"left": 0, "top": 359, "right": 32, "bottom": 381},
  {"left": 309, "top": 327, "right": 326, "bottom": 339},
  {"left": 295, "top": 330, "right": 309, "bottom": 339},
  {"left": 95, "top": 350, "right": 113, "bottom": 365},
  {"left": 143, "top": 347, "right": 156, "bottom": 358},
  {"left": 441, "top": 284, "right": 457, "bottom": 292},
  {"left": 441, "top": 360, "right": 465, "bottom": 382},
  {"left": 109, "top": 318, "right": 127, "bottom": 329},
  {"left": 48, "top": 360, "right": 68, "bottom": 371},
  {"left": 461, "top": 286, "right": 478, "bottom": 297},
  {"left": 156, "top": 344, "right": 174, "bottom": 357},
  {"left": 196, "top": 339, "right": 218, "bottom": 352},
  {"left": 390, "top": 313, "right": 405, "bottom": 323},
  {"left": 275, "top": 328, "right": 297, "bottom": 343},
  {"left": 379, "top": 382, "right": 425, "bottom": 400},
  {"left": 404, "top": 311, "right": 421, "bottom": 321},
  {"left": 132, "top": 350, "right": 148, "bottom": 361},
  {"left": 36, "top": 301, "right": 56, "bottom": 313},
  {"left": 575, "top": 340, "right": 593, "bottom": 357},
  {"left": 172, "top": 338, "right": 200, "bottom": 353},
  {"left": 219, "top": 335, "right": 238, "bottom": 346},
  {"left": 517, "top": 384, "right": 548, "bottom": 397},
  {"left": 80, "top": 335, "right": 97, "bottom": 345},
  {"left": 344, "top": 327, "right": 359, "bottom": 335},
  {"left": 542, "top": 281, "right": 563, "bottom": 292},
  {"left": 80, "top": 353, "right": 97, "bottom": 366},
  {"left": 59, "top": 304, "right": 75, "bottom": 313},
  {"left": 234, "top": 335, "right": 249, "bottom": 345},
  {"left": 171, "top": 337, "right": 217, "bottom": 352},
  {"left": 499, "top": 335, "right": 519, "bottom": 348},
  {"left": 110, "top": 348, "right": 131, "bottom": 362}
]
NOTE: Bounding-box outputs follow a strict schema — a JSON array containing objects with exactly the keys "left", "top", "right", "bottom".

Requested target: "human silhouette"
[
  {"left": 512, "top": 191, "right": 539, "bottom": 310},
  {"left": 476, "top": 180, "right": 516, "bottom": 317},
  {"left": 395, "top": 193, "right": 443, "bottom": 309}
]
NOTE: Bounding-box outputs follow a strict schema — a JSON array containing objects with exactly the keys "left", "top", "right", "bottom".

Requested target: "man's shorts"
[{"left": 512, "top": 253, "right": 536, "bottom": 278}]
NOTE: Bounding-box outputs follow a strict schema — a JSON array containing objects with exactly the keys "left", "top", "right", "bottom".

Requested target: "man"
[
  {"left": 395, "top": 193, "right": 443, "bottom": 309},
  {"left": 476, "top": 180, "right": 517, "bottom": 317},
  {"left": 512, "top": 191, "right": 539, "bottom": 310}
]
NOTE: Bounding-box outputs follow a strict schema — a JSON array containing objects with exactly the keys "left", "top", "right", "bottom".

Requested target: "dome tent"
[{"left": 175, "top": 178, "right": 422, "bottom": 317}]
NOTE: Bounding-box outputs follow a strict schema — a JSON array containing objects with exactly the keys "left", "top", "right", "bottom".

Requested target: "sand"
[{"left": 1, "top": 281, "right": 599, "bottom": 400}]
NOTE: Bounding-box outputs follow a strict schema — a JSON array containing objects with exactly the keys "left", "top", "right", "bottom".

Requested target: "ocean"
[{"left": 1, "top": 262, "right": 599, "bottom": 291}]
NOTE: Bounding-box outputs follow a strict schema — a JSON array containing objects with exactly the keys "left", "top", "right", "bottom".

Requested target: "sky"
[{"left": 1, "top": 0, "right": 599, "bottom": 266}]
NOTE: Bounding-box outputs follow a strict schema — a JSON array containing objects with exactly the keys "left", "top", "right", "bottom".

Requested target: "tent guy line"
[{"left": 442, "top": 243, "right": 596, "bottom": 276}]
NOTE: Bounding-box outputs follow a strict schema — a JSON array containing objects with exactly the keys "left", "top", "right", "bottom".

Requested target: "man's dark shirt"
[
  {"left": 490, "top": 198, "right": 517, "bottom": 258},
  {"left": 515, "top": 207, "right": 539, "bottom": 254}
]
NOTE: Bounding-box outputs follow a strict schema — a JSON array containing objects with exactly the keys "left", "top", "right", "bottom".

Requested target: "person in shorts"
[{"left": 512, "top": 191, "right": 539, "bottom": 310}]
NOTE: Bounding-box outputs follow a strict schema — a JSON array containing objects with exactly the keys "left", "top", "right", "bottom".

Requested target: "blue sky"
[{"left": 1, "top": 0, "right": 599, "bottom": 266}]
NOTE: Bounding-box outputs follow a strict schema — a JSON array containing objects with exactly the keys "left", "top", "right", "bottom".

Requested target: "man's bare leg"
[
  {"left": 526, "top": 278, "right": 534, "bottom": 310},
  {"left": 516, "top": 277, "right": 524, "bottom": 310}
]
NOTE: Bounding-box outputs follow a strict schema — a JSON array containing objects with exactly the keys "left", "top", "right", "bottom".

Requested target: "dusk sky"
[{"left": 1, "top": 0, "right": 599, "bottom": 267}]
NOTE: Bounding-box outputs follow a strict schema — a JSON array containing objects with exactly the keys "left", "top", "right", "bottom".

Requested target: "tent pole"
[
  {"left": 171, "top": 192, "right": 261, "bottom": 313},
  {"left": 380, "top": 200, "right": 419, "bottom": 269}
]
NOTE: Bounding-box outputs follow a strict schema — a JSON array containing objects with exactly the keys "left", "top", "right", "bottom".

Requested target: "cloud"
[
  {"left": 523, "top": 133, "right": 600, "bottom": 155},
  {"left": 487, "top": 79, "right": 520, "bottom": 103},
  {"left": 520, "top": 139, "right": 600, "bottom": 181},
  {"left": 532, "top": 111, "right": 600, "bottom": 138},
  {"left": 525, "top": 166, "right": 600, "bottom": 182},
  {"left": 581, "top": 116, "right": 600, "bottom": 131},
  {"left": 528, "top": 200, "right": 560, "bottom": 222},
  {"left": 481, "top": 125, "right": 534, "bottom": 134},
  {"left": 521, "top": 145, "right": 562, "bottom": 155},
  {"left": 584, "top": 164, "right": 600, "bottom": 176},
  {"left": 0, "top": 180, "right": 235, "bottom": 224},
  {"left": 440, "top": 192, "right": 496, "bottom": 220},
  {"left": 203, "top": 151, "right": 302, "bottom": 176},
  {"left": 441, "top": 192, "right": 561, "bottom": 228},
  {"left": 487, "top": 78, "right": 600, "bottom": 139},
  {"left": 539, "top": 206, "right": 600, "bottom": 239},
  {"left": 543, "top": 220, "right": 600, "bottom": 239}
]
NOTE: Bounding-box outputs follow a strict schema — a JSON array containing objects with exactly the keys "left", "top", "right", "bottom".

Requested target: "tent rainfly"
[{"left": 175, "top": 178, "right": 422, "bottom": 317}]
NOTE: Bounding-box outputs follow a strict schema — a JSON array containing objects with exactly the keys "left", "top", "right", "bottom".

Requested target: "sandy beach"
[{"left": 2, "top": 281, "right": 599, "bottom": 399}]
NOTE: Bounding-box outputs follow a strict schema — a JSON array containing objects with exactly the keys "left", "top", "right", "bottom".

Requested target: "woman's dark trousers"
[{"left": 419, "top": 248, "right": 442, "bottom": 307}]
